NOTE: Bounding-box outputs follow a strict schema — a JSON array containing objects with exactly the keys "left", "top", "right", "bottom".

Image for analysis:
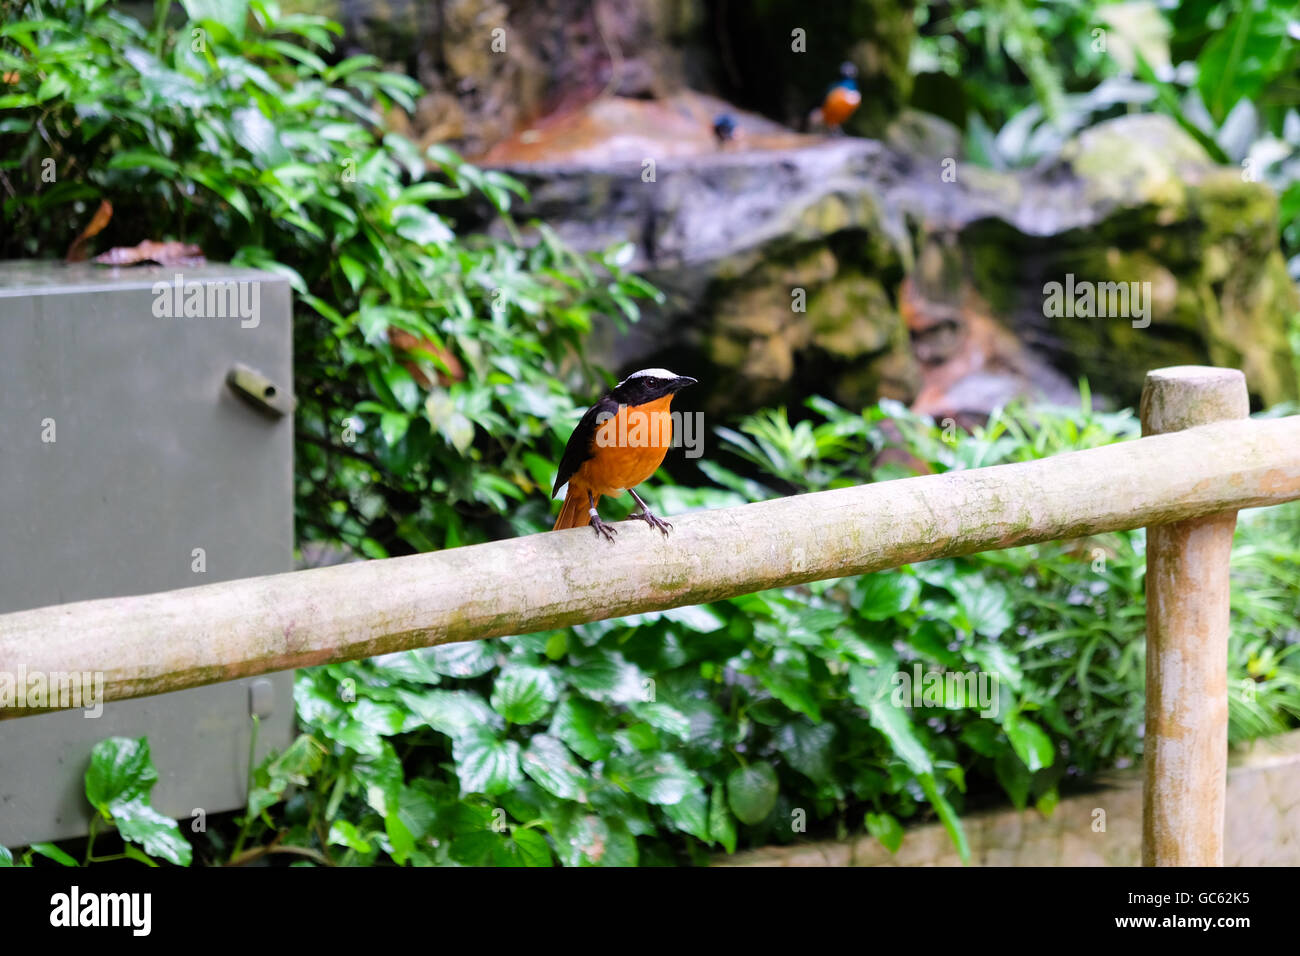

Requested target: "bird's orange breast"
[
  {"left": 822, "top": 87, "right": 861, "bottom": 127},
  {"left": 578, "top": 394, "right": 675, "bottom": 496}
]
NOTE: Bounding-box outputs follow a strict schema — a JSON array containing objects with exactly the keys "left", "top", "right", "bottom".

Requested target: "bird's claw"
[
  {"left": 630, "top": 511, "right": 673, "bottom": 537},
  {"left": 590, "top": 515, "right": 619, "bottom": 543}
]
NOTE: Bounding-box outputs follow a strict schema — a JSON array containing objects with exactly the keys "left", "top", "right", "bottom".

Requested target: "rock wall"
[
  {"left": 283, "top": 0, "right": 916, "bottom": 155},
  {"left": 484, "top": 110, "right": 1298, "bottom": 417},
  {"left": 284, "top": 2, "right": 1297, "bottom": 417}
]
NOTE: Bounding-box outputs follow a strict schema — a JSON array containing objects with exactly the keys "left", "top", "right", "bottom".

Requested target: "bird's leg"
[
  {"left": 627, "top": 488, "right": 673, "bottom": 536},
  {"left": 588, "top": 489, "right": 617, "bottom": 543}
]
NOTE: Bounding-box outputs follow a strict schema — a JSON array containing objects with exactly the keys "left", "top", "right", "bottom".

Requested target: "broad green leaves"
[
  {"left": 855, "top": 572, "right": 921, "bottom": 620},
  {"left": 453, "top": 729, "right": 522, "bottom": 796},
  {"left": 84, "top": 738, "right": 191, "bottom": 866},
  {"left": 865, "top": 812, "right": 904, "bottom": 853},
  {"left": 181, "top": 0, "right": 250, "bottom": 41},
  {"left": 1005, "top": 713, "right": 1056, "bottom": 772},
  {"left": 727, "top": 763, "right": 779, "bottom": 825},
  {"left": 491, "top": 665, "right": 560, "bottom": 725}
]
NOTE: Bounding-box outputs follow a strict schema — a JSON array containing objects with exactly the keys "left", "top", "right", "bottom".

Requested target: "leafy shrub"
[
  {"left": 0, "top": 0, "right": 658, "bottom": 557},
  {"left": 2, "top": 737, "right": 190, "bottom": 867},
  {"left": 914, "top": 0, "right": 1300, "bottom": 273}
]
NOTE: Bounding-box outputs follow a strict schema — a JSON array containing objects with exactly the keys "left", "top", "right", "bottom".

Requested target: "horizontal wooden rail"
[{"left": 1, "top": 412, "right": 1299, "bottom": 720}]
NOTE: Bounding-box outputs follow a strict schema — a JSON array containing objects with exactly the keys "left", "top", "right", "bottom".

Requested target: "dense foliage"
[
  {"left": 0, "top": 0, "right": 657, "bottom": 557},
  {"left": 914, "top": 0, "right": 1300, "bottom": 274}
]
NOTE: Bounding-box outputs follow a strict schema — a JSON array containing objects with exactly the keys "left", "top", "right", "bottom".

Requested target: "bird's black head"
[
  {"left": 610, "top": 368, "right": 698, "bottom": 406},
  {"left": 713, "top": 113, "right": 737, "bottom": 142},
  {"left": 839, "top": 61, "right": 859, "bottom": 80}
]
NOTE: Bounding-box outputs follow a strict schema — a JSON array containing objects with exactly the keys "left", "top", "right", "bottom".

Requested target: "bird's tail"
[{"left": 553, "top": 486, "right": 598, "bottom": 530}]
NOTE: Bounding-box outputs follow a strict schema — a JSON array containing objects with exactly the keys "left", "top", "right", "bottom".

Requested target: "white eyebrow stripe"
[{"left": 618, "top": 368, "right": 679, "bottom": 386}]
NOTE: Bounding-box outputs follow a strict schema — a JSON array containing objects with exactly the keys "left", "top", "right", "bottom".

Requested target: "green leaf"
[
  {"left": 630, "top": 701, "right": 692, "bottom": 740},
  {"left": 661, "top": 788, "right": 711, "bottom": 843},
  {"left": 660, "top": 603, "right": 727, "bottom": 631},
  {"left": 611, "top": 752, "right": 698, "bottom": 806},
  {"left": 181, "top": 0, "right": 250, "bottom": 40},
  {"left": 231, "top": 105, "right": 289, "bottom": 166},
  {"left": 328, "top": 820, "right": 373, "bottom": 853},
  {"left": 774, "top": 720, "right": 836, "bottom": 784},
  {"left": 85, "top": 737, "right": 159, "bottom": 817},
  {"left": 395, "top": 688, "right": 498, "bottom": 738},
  {"left": 1035, "top": 786, "right": 1060, "bottom": 818},
  {"left": 555, "top": 814, "right": 637, "bottom": 867},
  {"left": 428, "top": 641, "right": 496, "bottom": 678},
  {"left": 757, "top": 659, "right": 822, "bottom": 721},
  {"left": 382, "top": 364, "right": 420, "bottom": 413},
  {"left": 0, "top": 846, "right": 13, "bottom": 866},
  {"left": 352, "top": 743, "right": 403, "bottom": 817},
  {"left": 29, "top": 842, "right": 78, "bottom": 867},
  {"left": 110, "top": 800, "right": 193, "bottom": 866},
  {"left": 120, "top": 845, "right": 159, "bottom": 868},
  {"left": 395, "top": 181, "right": 464, "bottom": 204},
  {"left": 508, "top": 827, "right": 553, "bottom": 867},
  {"left": 855, "top": 572, "right": 921, "bottom": 620},
  {"left": 865, "top": 812, "right": 904, "bottom": 854},
  {"left": 727, "top": 762, "right": 779, "bottom": 824},
  {"left": 106, "top": 150, "right": 180, "bottom": 175},
  {"left": 966, "top": 643, "right": 1023, "bottom": 693},
  {"left": 338, "top": 254, "right": 366, "bottom": 293},
  {"left": 949, "top": 575, "right": 1013, "bottom": 637},
  {"left": 565, "top": 653, "right": 647, "bottom": 704},
  {"left": 550, "top": 696, "right": 613, "bottom": 761},
  {"left": 188, "top": 168, "right": 253, "bottom": 222},
  {"left": 918, "top": 772, "right": 970, "bottom": 865},
  {"left": 384, "top": 809, "right": 415, "bottom": 863},
  {"left": 490, "top": 665, "right": 559, "bottom": 725},
  {"left": 850, "top": 666, "right": 933, "bottom": 775},
  {"left": 520, "top": 734, "right": 589, "bottom": 801},
  {"left": 452, "top": 728, "right": 522, "bottom": 796},
  {"left": 380, "top": 411, "right": 410, "bottom": 447},
  {"left": 1005, "top": 713, "right": 1055, "bottom": 772},
  {"left": 995, "top": 748, "right": 1032, "bottom": 810},
  {"left": 709, "top": 784, "right": 737, "bottom": 853}
]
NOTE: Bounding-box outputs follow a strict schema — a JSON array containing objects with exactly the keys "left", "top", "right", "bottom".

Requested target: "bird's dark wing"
[{"left": 552, "top": 395, "right": 618, "bottom": 497}]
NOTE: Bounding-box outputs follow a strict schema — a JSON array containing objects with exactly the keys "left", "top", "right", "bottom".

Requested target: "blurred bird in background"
[
  {"left": 713, "top": 112, "right": 737, "bottom": 147},
  {"left": 812, "top": 61, "right": 861, "bottom": 133}
]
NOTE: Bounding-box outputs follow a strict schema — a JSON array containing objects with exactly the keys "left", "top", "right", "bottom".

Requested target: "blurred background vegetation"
[{"left": 1, "top": 0, "right": 1298, "bottom": 866}]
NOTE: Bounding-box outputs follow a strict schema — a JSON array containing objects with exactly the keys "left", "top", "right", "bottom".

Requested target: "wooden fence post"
[{"left": 1139, "top": 365, "right": 1248, "bottom": 866}]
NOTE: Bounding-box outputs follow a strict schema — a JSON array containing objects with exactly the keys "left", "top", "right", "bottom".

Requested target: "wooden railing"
[{"left": 2, "top": 366, "right": 1299, "bottom": 866}]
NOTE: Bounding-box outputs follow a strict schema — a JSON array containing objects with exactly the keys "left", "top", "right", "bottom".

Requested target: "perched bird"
[
  {"left": 552, "top": 368, "right": 698, "bottom": 541},
  {"left": 818, "top": 61, "right": 861, "bottom": 131},
  {"left": 713, "top": 113, "right": 737, "bottom": 147}
]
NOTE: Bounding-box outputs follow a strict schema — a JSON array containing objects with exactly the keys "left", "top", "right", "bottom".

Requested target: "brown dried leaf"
[
  {"left": 65, "top": 199, "right": 114, "bottom": 262},
  {"left": 93, "top": 240, "right": 206, "bottom": 268},
  {"left": 388, "top": 327, "right": 464, "bottom": 386}
]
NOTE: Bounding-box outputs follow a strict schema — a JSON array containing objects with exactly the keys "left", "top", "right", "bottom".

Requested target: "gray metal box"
[{"left": 0, "top": 261, "right": 296, "bottom": 846}]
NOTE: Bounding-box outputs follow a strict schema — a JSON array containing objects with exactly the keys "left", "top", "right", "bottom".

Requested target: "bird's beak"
[{"left": 672, "top": 376, "right": 699, "bottom": 391}]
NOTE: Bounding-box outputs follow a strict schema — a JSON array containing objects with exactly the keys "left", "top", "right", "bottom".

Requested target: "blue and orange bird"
[{"left": 818, "top": 61, "right": 861, "bottom": 131}]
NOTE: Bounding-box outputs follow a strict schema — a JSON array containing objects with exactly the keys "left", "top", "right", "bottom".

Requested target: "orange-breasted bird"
[
  {"left": 818, "top": 61, "right": 861, "bottom": 130},
  {"left": 552, "top": 368, "right": 698, "bottom": 541}
]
